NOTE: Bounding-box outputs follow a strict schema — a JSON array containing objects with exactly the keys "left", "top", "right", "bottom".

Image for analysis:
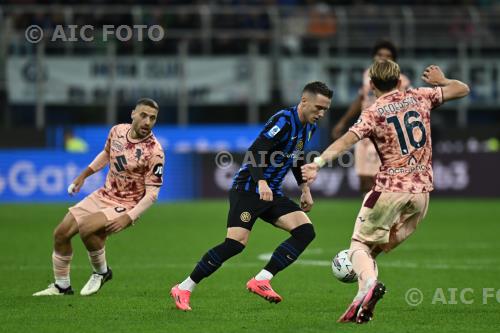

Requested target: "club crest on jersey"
[
  {"left": 240, "top": 211, "right": 252, "bottom": 223},
  {"left": 295, "top": 139, "right": 304, "bottom": 151},
  {"left": 111, "top": 140, "right": 124, "bottom": 152},
  {"left": 135, "top": 149, "right": 142, "bottom": 161},
  {"left": 267, "top": 125, "right": 281, "bottom": 138}
]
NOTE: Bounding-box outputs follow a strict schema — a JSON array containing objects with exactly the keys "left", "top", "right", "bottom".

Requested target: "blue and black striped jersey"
[{"left": 232, "top": 106, "right": 317, "bottom": 196}]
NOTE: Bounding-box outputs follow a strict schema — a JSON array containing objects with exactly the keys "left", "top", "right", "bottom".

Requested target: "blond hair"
[{"left": 369, "top": 59, "right": 401, "bottom": 92}]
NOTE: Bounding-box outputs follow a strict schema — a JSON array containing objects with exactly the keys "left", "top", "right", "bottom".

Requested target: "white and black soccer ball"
[{"left": 331, "top": 249, "right": 358, "bottom": 283}]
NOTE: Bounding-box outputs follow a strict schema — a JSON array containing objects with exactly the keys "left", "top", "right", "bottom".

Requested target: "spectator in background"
[
  {"left": 64, "top": 129, "right": 89, "bottom": 153},
  {"left": 307, "top": 3, "right": 336, "bottom": 39},
  {"left": 300, "top": 2, "right": 336, "bottom": 54}
]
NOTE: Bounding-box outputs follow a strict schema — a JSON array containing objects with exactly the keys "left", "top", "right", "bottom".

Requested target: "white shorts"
[
  {"left": 351, "top": 190, "right": 430, "bottom": 252},
  {"left": 68, "top": 191, "right": 131, "bottom": 226}
]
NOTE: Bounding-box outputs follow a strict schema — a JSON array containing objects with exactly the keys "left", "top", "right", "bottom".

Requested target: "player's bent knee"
[
  {"left": 291, "top": 223, "right": 316, "bottom": 244},
  {"left": 226, "top": 227, "right": 250, "bottom": 246},
  {"left": 53, "top": 226, "right": 71, "bottom": 244},
  {"left": 220, "top": 237, "right": 246, "bottom": 258},
  {"left": 226, "top": 235, "right": 248, "bottom": 247}
]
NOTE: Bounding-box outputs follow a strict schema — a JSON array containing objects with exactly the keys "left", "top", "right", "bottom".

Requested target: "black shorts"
[{"left": 227, "top": 189, "right": 302, "bottom": 230}]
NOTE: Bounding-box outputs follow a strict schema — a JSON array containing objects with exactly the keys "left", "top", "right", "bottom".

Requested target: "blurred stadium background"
[{"left": 0, "top": 1, "right": 499, "bottom": 203}]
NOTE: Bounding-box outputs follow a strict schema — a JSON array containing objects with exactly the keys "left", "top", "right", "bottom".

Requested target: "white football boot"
[
  {"left": 80, "top": 268, "right": 113, "bottom": 296},
  {"left": 33, "top": 283, "right": 74, "bottom": 296}
]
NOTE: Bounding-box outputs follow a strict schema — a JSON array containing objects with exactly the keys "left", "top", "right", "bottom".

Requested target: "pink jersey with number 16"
[{"left": 349, "top": 87, "right": 443, "bottom": 193}]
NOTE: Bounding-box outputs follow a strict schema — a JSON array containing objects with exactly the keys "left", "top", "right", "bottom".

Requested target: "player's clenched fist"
[
  {"left": 68, "top": 175, "right": 86, "bottom": 195},
  {"left": 301, "top": 163, "right": 320, "bottom": 184},
  {"left": 421, "top": 65, "right": 447, "bottom": 86},
  {"left": 258, "top": 180, "right": 273, "bottom": 202},
  {"left": 300, "top": 186, "right": 314, "bottom": 212}
]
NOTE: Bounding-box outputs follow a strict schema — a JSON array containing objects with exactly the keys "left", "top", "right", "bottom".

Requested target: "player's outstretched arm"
[
  {"left": 331, "top": 95, "right": 362, "bottom": 139},
  {"left": 68, "top": 150, "right": 110, "bottom": 195},
  {"left": 301, "top": 131, "right": 360, "bottom": 184},
  {"left": 421, "top": 65, "right": 470, "bottom": 101}
]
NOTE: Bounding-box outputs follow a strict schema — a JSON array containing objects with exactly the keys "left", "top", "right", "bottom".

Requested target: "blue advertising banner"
[
  {"left": 49, "top": 124, "right": 322, "bottom": 153},
  {"left": 0, "top": 125, "right": 323, "bottom": 203},
  {"left": 0, "top": 150, "right": 196, "bottom": 202}
]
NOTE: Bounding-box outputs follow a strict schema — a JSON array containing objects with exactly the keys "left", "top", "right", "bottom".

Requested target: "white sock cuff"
[
  {"left": 178, "top": 277, "right": 197, "bottom": 292},
  {"left": 88, "top": 248, "right": 105, "bottom": 256},
  {"left": 52, "top": 251, "right": 73, "bottom": 260},
  {"left": 255, "top": 269, "right": 274, "bottom": 281}
]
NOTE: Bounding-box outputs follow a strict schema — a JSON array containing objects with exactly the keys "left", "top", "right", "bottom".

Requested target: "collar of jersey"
[
  {"left": 379, "top": 89, "right": 400, "bottom": 100},
  {"left": 126, "top": 128, "right": 153, "bottom": 144}
]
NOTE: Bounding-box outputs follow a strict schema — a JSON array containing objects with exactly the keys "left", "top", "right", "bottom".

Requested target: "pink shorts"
[
  {"left": 351, "top": 190, "right": 430, "bottom": 253},
  {"left": 68, "top": 191, "right": 131, "bottom": 226},
  {"left": 354, "top": 138, "right": 381, "bottom": 177}
]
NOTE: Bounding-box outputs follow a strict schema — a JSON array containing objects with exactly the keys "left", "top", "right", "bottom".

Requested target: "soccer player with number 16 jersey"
[{"left": 302, "top": 60, "right": 469, "bottom": 324}]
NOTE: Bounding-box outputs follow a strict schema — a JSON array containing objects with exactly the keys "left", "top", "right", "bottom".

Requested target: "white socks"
[
  {"left": 52, "top": 251, "right": 72, "bottom": 289},
  {"left": 88, "top": 248, "right": 107, "bottom": 274},
  {"left": 177, "top": 270, "right": 274, "bottom": 293},
  {"left": 178, "top": 277, "right": 197, "bottom": 292},
  {"left": 55, "top": 277, "right": 71, "bottom": 289},
  {"left": 255, "top": 269, "right": 274, "bottom": 281}
]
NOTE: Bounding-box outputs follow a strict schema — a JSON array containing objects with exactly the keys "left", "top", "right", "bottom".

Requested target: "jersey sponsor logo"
[
  {"left": 111, "top": 140, "right": 124, "bottom": 152},
  {"left": 153, "top": 163, "right": 163, "bottom": 178},
  {"left": 240, "top": 211, "right": 252, "bottom": 223},
  {"left": 115, "top": 207, "right": 126, "bottom": 213},
  {"left": 387, "top": 164, "right": 428, "bottom": 176},
  {"left": 114, "top": 155, "right": 127, "bottom": 172},
  {"left": 267, "top": 125, "right": 281, "bottom": 138}
]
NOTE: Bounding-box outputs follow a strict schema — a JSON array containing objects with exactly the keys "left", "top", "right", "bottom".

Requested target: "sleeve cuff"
[{"left": 348, "top": 128, "right": 363, "bottom": 140}]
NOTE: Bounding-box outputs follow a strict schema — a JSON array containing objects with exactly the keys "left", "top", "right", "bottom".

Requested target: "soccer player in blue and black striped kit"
[{"left": 170, "top": 82, "right": 333, "bottom": 311}]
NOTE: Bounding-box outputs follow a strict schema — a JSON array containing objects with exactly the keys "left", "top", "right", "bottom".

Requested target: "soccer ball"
[{"left": 331, "top": 249, "right": 357, "bottom": 283}]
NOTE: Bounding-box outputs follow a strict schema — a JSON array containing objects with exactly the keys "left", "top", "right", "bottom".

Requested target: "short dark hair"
[
  {"left": 302, "top": 81, "right": 333, "bottom": 99},
  {"left": 136, "top": 98, "right": 159, "bottom": 111},
  {"left": 372, "top": 40, "right": 398, "bottom": 61}
]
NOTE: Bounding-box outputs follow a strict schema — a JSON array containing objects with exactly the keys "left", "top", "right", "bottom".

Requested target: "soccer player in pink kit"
[
  {"left": 302, "top": 60, "right": 469, "bottom": 323},
  {"left": 332, "top": 40, "right": 411, "bottom": 194},
  {"left": 33, "top": 98, "right": 164, "bottom": 296}
]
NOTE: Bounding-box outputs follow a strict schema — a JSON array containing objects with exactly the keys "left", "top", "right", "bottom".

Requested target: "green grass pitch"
[{"left": 1, "top": 199, "right": 499, "bottom": 333}]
